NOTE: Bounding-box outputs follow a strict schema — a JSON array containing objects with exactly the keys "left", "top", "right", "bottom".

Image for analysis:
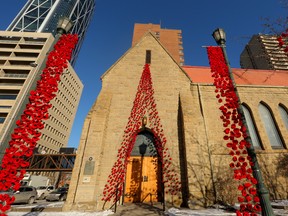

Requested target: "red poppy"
[
  {"left": 246, "top": 195, "right": 252, "bottom": 202},
  {"left": 244, "top": 182, "right": 252, "bottom": 188},
  {"left": 251, "top": 178, "right": 258, "bottom": 184},
  {"left": 253, "top": 204, "right": 261, "bottom": 212},
  {"left": 224, "top": 128, "right": 230, "bottom": 134},
  {"left": 253, "top": 196, "right": 260, "bottom": 202},
  {"left": 238, "top": 197, "right": 244, "bottom": 203},
  {"left": 249, "top": 188, "right": 257, "bottom": 195}
]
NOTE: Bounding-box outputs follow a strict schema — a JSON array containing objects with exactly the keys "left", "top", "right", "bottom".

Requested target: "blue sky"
[{"left": 0, "top": 0, "right": 287, "bottom": 149}]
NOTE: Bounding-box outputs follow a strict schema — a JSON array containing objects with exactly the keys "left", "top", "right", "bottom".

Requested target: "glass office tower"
[{"left": 7, "top": 0, "right": 95, "bottom": 65}]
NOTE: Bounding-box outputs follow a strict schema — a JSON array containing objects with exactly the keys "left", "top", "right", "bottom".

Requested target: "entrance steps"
[{"left": 112, "top": 202, "right": 167, "bottom": 216}]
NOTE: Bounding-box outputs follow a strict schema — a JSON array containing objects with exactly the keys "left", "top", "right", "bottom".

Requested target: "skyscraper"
[
  {"left": 240, "top": 34, "right": 288, "bottom": 70},
  {"left": 0, "top": 31, "right": 83, "bottom": 164},
  {"left": 132, "top": 23, "right": 185, "bottom": 65},
  {"left": 7, "top": 0, "right": 95, "bottom": 65},
  {"left": 0, "top": 1, "right": 92, "bottom": 166}
]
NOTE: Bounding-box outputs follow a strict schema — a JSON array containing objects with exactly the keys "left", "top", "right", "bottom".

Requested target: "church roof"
[{"left": 183, "top": 66, "right": 288, "bottom": 86}]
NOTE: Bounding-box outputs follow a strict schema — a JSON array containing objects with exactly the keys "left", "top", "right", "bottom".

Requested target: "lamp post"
[
  {"left": 57, "top": 17, "right": 73, "bottom": 35},
  {"left": 212, "top": 28, "right": 274, "bottom": 216}
]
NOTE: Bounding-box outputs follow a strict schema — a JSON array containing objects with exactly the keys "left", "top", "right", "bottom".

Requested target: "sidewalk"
[{"left": 7, "top": 200, "right": 288, "bottom": 216}]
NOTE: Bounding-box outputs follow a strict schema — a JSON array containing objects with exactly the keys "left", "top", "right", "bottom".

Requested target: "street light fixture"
[
  {"left": 57, "top": 17, "right": 73, "bottom": 35},
  {"left": 212, "top": 28, "right": 274, "bottom": 216},
  {"left": 212, "top": 28, "right": 226, "bottom": 45},
  {"left": 139, "top": 143, "right": 147, "bottom": 157}
]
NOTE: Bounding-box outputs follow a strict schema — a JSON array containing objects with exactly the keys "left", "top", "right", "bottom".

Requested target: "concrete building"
[
  {"left": 63, "top": 32, "right": 288, "bottom": 211},
  {"left": 132, "top": 23, "right": 184, "bottom": 65},
  {"left": 0, "top": 31, "right": 83, "bottom": 162},
  {"left": 240, "top": 34, "right": 288, "bottom": 70},
  {"left": 7, "top": 0, "right": 95, "bottom": 65}
]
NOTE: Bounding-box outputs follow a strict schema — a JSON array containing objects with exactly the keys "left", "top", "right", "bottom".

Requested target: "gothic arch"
[
  {"left": 241, "top": 103, "right": 263, "bottom": 149},
  {"left": 124, "top": 128, "right": 163, "bottom": 203},
  {"left": 278, "top": 103, "right": 288, "bottom": 130},
  {"left": 258, "top": 102, "right": 285, "bottom": 149}
]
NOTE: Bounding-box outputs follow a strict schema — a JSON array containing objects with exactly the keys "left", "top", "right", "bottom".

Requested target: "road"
[{"left": 11, "top": 199, "right": 64, "bottom": 211}]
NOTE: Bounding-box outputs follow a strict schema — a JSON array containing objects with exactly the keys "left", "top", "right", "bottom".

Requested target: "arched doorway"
[{"left": 124, "top": 130, "right": 163, "bottom": 203}]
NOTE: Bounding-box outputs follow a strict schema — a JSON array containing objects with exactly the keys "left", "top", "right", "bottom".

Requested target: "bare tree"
[{"left": 262, "top": 0, "right": 288, "bottom": 35}]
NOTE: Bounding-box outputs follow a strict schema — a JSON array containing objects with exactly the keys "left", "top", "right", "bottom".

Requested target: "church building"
[{"left": 63, "top": 25, "right": 288, "bottom": 211}]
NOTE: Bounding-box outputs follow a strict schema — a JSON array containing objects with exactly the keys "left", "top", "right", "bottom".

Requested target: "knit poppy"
[
  {"left": 238, "top": 197, "right": 245, "bottom": 203},
  {"left": 253, "top": 204, "right": 261, "bottom": 212},
  {"left": 253, "top": 196, "right": 260, "bottom": 202}
]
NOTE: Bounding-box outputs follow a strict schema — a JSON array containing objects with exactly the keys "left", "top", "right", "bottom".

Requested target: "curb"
[{"left": 11, "top": 206, "right": 62, "bottom": 212}]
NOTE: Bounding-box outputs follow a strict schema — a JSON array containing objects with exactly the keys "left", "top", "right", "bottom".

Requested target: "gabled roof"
[
  {"left": 101, "top": 31, "right": 191, "bottom": 82},
  {"left": 183, "top": 66, "right": 288, "bottom": 86}
]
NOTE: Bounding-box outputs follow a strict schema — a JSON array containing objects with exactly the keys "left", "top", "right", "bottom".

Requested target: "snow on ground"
[
  {"left": 6, "top": 208, "right": 288, "bottom": 216},
  {"left": 7, "top": 209, "right": 234, "bottom": 216},
  {"left": 6, "top": 200, "right": 288, "bottom": 216},
  {"left": 8, "top": 208, "right": 288, "bottom": 216},
  {"left": 8, "top": 211, "right": 114, "bottom": 216}
]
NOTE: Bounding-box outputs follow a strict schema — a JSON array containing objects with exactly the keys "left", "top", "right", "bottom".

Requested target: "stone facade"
[{"left": 63, "top": 32, "right": 288, "bottom": 211}]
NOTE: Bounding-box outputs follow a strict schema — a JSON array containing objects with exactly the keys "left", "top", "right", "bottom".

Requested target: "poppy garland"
[
  {"left": 102, "top": 63, "right": 181, "bottom": 203},
  {"left": 277, "top": 28, "right": 288, "bottom": 53},
  {"left": 0, "top": 34, "right": 78, "bottom": 215},
  {"left": 207, "top": 46, "right": 261, "bottom": 216}
]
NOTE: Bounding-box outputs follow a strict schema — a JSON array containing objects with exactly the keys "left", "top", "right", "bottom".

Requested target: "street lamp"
[
  {"left": 57, "top": 17, "right": 73, "bottom": 35},
  {"left": 212, "top": 28, "right": 274, "bottom": 216},
  {"left": 139, "top": 143, "right": 148, "bottom": 157}
]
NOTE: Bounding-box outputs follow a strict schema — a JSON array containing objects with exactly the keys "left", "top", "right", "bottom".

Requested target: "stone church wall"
[{"left": 63, "top": 32, "right": 288, "bottom": 211}]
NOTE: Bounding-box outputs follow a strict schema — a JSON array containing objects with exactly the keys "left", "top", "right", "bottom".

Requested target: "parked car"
[
  {"left": 36, "top": 185, "right": 55, "bottom": 200},
  {"left": 0, "top": 186, "right": 37, "bottom": 204},
  {"left": 45, "top": 187, "right": 68, "bottom": 201}
]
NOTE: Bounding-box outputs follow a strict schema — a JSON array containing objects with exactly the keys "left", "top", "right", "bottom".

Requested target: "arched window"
[
  {"left": 131, "top": 130, "right": 157, "bottom": 157},
  {"left": 258, "top": 102, "right": 284, "bottom": 148},
  {"left": 242, "top": 104, "right": 262, "bottom": 148},
  {"left": 278, "top": 104, "right": 288, "bottom": 130}
]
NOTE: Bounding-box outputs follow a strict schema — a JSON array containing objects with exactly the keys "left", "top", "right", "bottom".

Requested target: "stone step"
[{"left": 112, "top": 202, "right": 167, "bottom": 216}]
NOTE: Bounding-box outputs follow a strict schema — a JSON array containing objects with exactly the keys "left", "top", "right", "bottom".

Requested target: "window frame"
[{"left": 258, "top": 102, "right": 285, "bottom": 149}]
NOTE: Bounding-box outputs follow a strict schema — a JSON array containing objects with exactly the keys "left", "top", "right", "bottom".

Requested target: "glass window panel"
[
  {"left": 0, "top": 95, "right": 17, "bottom": 99},
  {"left": 242, "top": 105, "right": 262, "bottom": 148},
  {"left": 279, "top": 104, "right": 288, "bottom": 130},
  {"left": 258, "top": 103, "right": 284, "bottom": 148},
  {"left": 0, "top": 106, "right": 12, "bottom": 109},
  {"left": 0, "top": 117, "right": 5, "bottom": 123}
]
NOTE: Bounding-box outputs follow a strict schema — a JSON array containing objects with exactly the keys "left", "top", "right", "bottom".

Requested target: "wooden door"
[{"left": 124, "top": 156, "right": 159, "bottom": 203}]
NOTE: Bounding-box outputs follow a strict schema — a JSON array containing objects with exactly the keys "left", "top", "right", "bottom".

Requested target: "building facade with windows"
[
  {"left": 240, "top": 34, "right": 288, "bottom": 70},
  {"left": 132, "top": 23, "right": 185, "bottom": 65},
  {"left": 63, "top": 32, "right": 288, "bottom": 211},
  {"left": 0, "top": 31, "right": 83, "bottom": 163},
  {"left": 7, "top": 0, "right": 95, "bottom": 65}
]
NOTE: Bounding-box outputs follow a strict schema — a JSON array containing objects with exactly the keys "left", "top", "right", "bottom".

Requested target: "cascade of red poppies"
[
  {"left": 102, "top": 63, "right": 181, "bottom": 203},
  {"left": 277, "top": 28, "right": 288, "bottom": 54},
  {"left": 207, "top": 46, "right": 261, "bottom": 216},
  {"left": 0, "top": 34, "right": 78, "bottom": 215}
]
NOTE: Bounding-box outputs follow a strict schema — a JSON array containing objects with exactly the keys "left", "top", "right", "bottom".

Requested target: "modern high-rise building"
[
  {"left": 0, "top": 31, "right": 83, "bottom": 162},
  {"left": 240, "top": 34, "right": 288, "bottom": 70},
  {"left": 7, "top": 0, "right": 95, "bottom": 66},
  {"left": 132, "top": 23, "right": 185, "bottom": 65}
]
